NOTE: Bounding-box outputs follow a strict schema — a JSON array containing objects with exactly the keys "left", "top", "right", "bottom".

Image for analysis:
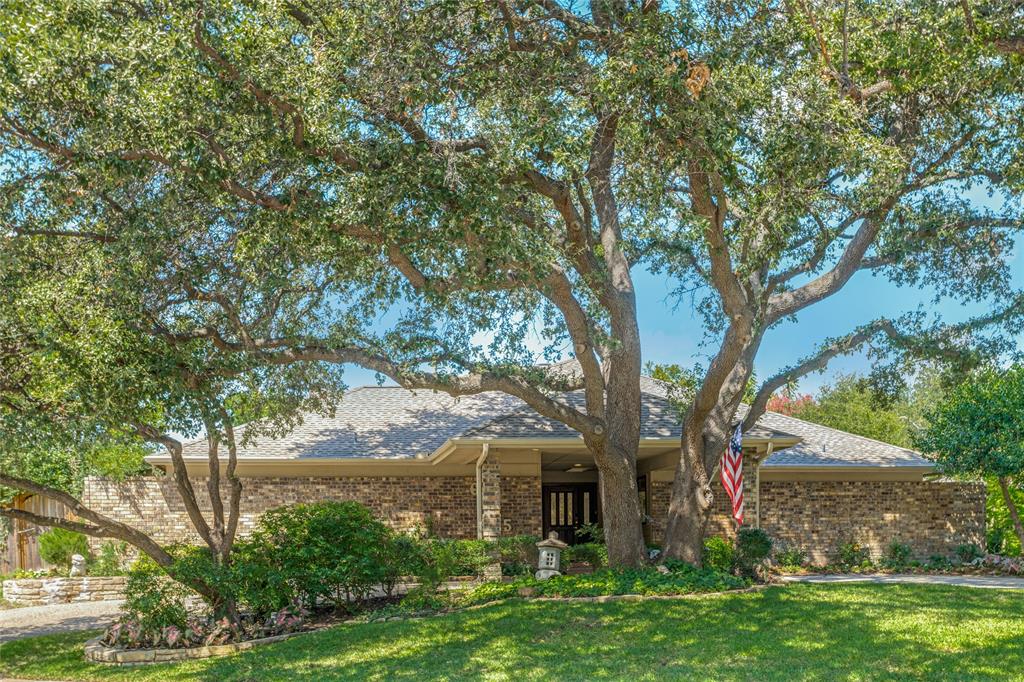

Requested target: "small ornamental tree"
[
  {"left": 0, "top": 237, "right": 341, "bottom": 622},
  {"left": 916, "top": 365, "right": 1024, "bottom": 552}
]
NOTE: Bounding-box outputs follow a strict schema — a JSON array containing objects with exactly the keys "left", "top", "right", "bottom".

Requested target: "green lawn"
[{"left": 1, "top": 584, "right": 1022, "bottom": 681}]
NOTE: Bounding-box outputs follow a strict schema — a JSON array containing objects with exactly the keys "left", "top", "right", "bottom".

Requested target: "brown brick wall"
[
  {"left": 647, "top": 475, "right": 985, "bottom": 562},
  {"left": 500, "top": 476, "right": 542, "bottom": 537},
  {"left": 759, "top": 479, "right": 986, "bottom": 563},
  {"left": 646, "top": 459, "right": 759, "bottom": 546},
  {"left": 84, "top": 471, "right": 985, "bottom": 563},
  {"left": 83, "top": 475, "right": 479, "bottom": 544}
]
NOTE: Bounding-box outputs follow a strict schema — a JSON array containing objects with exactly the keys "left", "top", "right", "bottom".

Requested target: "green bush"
[
  {"left": 235, "top": 501, "right": 394, "bottom": 613},
  {"left": 435, "top": 539, "right": 496, "bottom": 577},
  {"left": 987, "top": 527, "right": 1005, "bottom": 554},
  {"left": 575, "top": 522, "right": 604, "bottom": 544},
  {"left": 882, "top": 540, "right": 913, "bottom": 570},
  {"left": 377, "top": 534, "right": 427, "bottom": 596},
  {"left": 89, "top": 542, "right": 129, "bottom": 576},
  {"left": 123, "top": 554, "right": 189, "bottom": 635},
  {"left": 735, "top": 528, "right": 773, "bottom": 577},
  {"left": 836, "top": 539, "right": 871, "bottom": 568},
  {"left": 564, "top": 543, "right": 607, "bottom": 569},
  {"left": 703, "top": 536, "right": 734, "bottom": 572},
  {"left": 955, "top": 543, "right": 983, "bottom": 564},
  {"left": 495, "top": 535, "right": 538, "bottom": 576},
  {"left": 37, "top": 528, "right": 89, "bottom": 569},
  {"left": 774, "top": 545, "right": 807, "bottom": 569},
  {"left": 926, "top": 554, "right": 953, "bottom": 570}
]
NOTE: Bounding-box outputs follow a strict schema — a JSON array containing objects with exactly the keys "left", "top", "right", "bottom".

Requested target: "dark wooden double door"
[{"left": 542, "top": 483, "right": 599, "bottom": 545}]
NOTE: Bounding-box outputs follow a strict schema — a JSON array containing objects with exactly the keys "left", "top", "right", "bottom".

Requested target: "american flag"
[{"left": 720, "top": 423, "right": 744, "bottom": 525}]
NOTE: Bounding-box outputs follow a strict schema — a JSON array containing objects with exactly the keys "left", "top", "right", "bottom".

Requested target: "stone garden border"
[
  {"left": 2, "top": 576, "right": 126, "bottom": 606},
  {"left": 83, "top": 631, "right": 307, "bottom": 665}
]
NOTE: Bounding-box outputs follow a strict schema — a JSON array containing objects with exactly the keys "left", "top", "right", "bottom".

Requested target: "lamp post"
[{"left": 535, "top": 532, "right": 568, "bottom": 579}]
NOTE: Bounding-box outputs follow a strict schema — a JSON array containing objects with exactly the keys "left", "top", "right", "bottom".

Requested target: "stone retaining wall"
[
  {"left": 2, "top": 576, "right": 126, "bottom": 606},
  {"left": 84, "top": 632, "right": 301, "bottom": 665}
]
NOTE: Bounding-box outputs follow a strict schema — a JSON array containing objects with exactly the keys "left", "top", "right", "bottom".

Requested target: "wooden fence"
[{"left": 1, "top": 493, "right": 71, "bottom": 573}]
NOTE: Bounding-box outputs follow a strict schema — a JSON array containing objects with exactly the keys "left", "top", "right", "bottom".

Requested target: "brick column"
[{"left": 479, "top": 456, "right": 502, "bottom": 541}]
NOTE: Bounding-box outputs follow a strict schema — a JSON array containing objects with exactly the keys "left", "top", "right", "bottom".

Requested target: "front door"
[{"left": 542, "top": 484, "right": 599, "bottom": 545}]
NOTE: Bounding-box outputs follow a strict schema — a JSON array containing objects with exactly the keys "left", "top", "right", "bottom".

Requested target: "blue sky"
[
  {"left": 339, "top": 237, "right": 1021, "bottom": 396},
  {"left": 341, "top": 189, "right": 1022, "bottom": 397}
]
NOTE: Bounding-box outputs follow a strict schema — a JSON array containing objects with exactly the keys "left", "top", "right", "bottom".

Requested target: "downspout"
[
  {"left": 475, "top": 443, "right": 490, "bottom": 540},
  {"left": 756, "top": 442, "right": 773, "bottom": 529}
]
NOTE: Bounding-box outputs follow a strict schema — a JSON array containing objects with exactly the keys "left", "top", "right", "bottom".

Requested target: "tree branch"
[{"left": 0, "top": 474, "right": 174, "bottom": 567}]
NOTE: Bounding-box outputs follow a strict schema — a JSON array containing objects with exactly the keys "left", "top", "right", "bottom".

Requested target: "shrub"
[
  {"left": 495, "top": 535, "right": 538, "bottom": 576},
  {"left": 236, "top": 501, "right": 394, "bottom": 613},
  {"left": 955, "top": 543, "right": 983, "bottom": 564},
  {"left": 575, "top": 522, "right": 604, "bottom": 544},
  {"left": 926, "top": 554, "right": 953, "bottom": 570},
  {"left": 377, "top": 534, "right": 426, "bottom": 597},
  {"left": 89, "top": 541, "right": 129, "bottom": 576},
  {"left": 37, "top": 528, "right": 89, "bottom": 569},
  {"left": 123, "top": 554, "right": 189, "bottom": 636},
  {"left": 882, "top": 540, "right": 913, "bottom": 570},
  {"left": 986, "top": 527, "right": 1005, "bottom": 554},
  {"left": 438, "top": 539, "right": 496, "bottom": 577},
  {"left": 836, "top": 539, "right": 870, "bottom": 568},
  {"left": 703, "top": 536, "right": 734, "bottom": 573},
  {"left": 774, "top": 545, "right": 807, "bottom": 569},
  {"left": 733, "top": 524, "right": 770, "bottom": 573},
  {"left": 564, "top": 543, "right": 607, "bottom": 569},
  {"left": 735, "top": 528, "right": 773, "bottom": 577}
]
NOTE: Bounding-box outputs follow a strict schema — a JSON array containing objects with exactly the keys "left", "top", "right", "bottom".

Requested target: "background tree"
[
  {"left": 915, "top": 365, "right": 1024, "bottom": 554},
  {"left": 1, "top": 0, "right": 1021, "bottom": 567},
  {"left": 784, "top": 374, "right": 913, "bottom": 447}
]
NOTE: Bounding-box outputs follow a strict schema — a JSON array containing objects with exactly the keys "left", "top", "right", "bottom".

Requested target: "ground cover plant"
[{"left": 2, "top": 584, "right": 1022, "bottom": 681}]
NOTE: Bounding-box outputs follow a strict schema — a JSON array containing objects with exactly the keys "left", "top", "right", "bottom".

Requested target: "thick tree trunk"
[
  {"left": 662, "top": 438, "right": 715, "bottom": 564},
  {"left": 592, "top": 435, "right": 647, "bottom": 567},
  {"left": 997, "top": 477, "right": 1024, "bottom": 552},
  {"left": 660, "top": 328, "right": 759, "bottom": 564}
]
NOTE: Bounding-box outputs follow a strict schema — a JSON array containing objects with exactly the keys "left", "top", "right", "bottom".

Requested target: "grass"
[{"left": 1, "top": 584, "right": 1022, "bottom": 681}]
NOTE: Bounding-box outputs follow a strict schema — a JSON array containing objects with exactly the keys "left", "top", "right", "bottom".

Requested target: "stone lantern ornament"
[{"left": 535, "top": 532, "right": 568, "bottom": 579}]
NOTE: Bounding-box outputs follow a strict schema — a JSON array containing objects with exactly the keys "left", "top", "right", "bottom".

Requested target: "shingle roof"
[
  {"left": 749, "top": 409, "right": 931, "bottom": 468},
  {"left": 178, "top": 378, "right": 933, "bottom": 469},
  {"left": 180, "top": 387, "right": 524, "bottom": 459}
]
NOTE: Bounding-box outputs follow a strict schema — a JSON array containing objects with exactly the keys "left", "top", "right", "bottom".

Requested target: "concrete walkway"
[
  {"left": 0, "top": 600, "right": 122, "bottom": 643},
  {"left": 781, "top": 573, "right": 1024, "bottom": 590}
]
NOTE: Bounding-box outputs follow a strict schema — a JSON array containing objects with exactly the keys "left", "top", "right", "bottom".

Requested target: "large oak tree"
[{"left": 2, "top": 0, "right": 1022, "bottom": 565}]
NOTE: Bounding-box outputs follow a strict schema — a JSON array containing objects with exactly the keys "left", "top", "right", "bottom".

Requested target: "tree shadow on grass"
[
  {"left": 3, "top": 585, "right": 1021, "bottom": 681},
  {"left": 188, "top": 584, "right": 1024, "bottom": 682}
]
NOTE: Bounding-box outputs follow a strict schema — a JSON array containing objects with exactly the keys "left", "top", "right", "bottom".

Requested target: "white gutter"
[{"left": 475, "top": 443, "right": 489, "bottom": 540}]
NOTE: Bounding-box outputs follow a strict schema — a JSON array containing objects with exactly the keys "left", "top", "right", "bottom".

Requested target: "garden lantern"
[{"left": 535, "top": 532, "right": 568, "bottom": 579}]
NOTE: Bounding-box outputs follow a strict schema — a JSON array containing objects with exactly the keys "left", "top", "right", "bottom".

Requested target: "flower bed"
[
  {"left": 774, "top": 553, "right": 1024, "bottom": 577},
  {"left": 2, "top": 576, "right": 127, "bottom": 606}
]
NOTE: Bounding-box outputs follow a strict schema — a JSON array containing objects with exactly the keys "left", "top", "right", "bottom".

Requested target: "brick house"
[{"left": 83, "top": 378, "right": 985, "bottom": 563}]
